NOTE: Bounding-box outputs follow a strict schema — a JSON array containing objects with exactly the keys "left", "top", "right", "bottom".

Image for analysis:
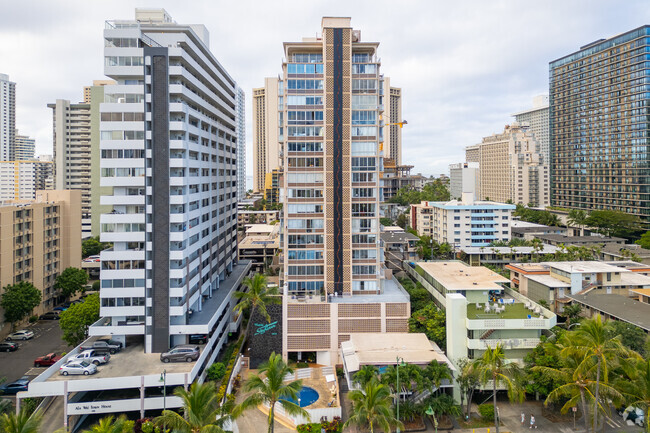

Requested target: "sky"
[{"left": 1, "top": 0, "right": 650, "bottom": 179}]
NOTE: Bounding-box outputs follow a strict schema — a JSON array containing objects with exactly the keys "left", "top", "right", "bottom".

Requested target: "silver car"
[
  {"left": 59, "top": 360, "right": 97, "bottom": 376},
  {"left": 6, "top": 330, "right": 34, "bottom": 341}
]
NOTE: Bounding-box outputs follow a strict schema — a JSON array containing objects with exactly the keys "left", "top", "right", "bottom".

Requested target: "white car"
[
  {"left": 60, "top": 360, "right": 97, "bottom": 376},
  {"left": 6, "top": 330, "right": 34, "bottom": 341}
]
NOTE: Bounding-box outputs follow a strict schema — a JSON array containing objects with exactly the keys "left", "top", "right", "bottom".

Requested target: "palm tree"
[
  {"left": 154, "top": 382, "right": 230, "bottom": 433},
  {"left": 232, "top": 273, "right": 280, "bottom": 338},
  {"left": 562, "top": 304, "right": 582, "bottom": 326},
  {"left": 0, "top": 409, "right": 42, "bottom": 433},
  {"left": 84, "top": 415, "right": 131, "bottom": 433},
  {"left": 235, "top": 352, "right": 309, "bottom": 433},
  {"left": 424, "top": 360, "right": 452, "bottom": 394},
  {"left": 455, "top": 358, "right": 480, "bottom": 420},
  {"left": 568, "top": 209, "right": 588, "bottom": 235},
  {"left": 353, "top": 365, "right": 379, "bottom": 388},
  {"left": 381, "top": 363, "right": 425, "bottom": 396},
  {"left": 618, "top": 357, "right": 650, "bottom": 432},
  {"left": 568, "top": 314, "right": 629, "bottom": 432},
  {"left": 470, "top": 344, "right": 524, "bottom": 433},
  {"left": 343, "top": 380, "right": 403, "bottom": 433}
]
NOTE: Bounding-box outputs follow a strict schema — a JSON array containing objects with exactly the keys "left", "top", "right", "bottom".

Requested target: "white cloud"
[{"left": 1, "top": 0, "right": 649, "bottom": 175}]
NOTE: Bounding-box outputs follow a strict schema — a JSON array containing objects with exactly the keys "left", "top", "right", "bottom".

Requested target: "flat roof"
[
  {"left": 461, "top": 245, "right": 559, "bottom": 254},
  {"left": 238, "top": 236, "right": 280, "bottom": 249},
  {"left": 605, "top": 261, "right": 650, "bottom": 271},
  {"left": 601, "top": 243, "right": 650, "bottom": 257},
  {"left": 630, "top": 288, "right": 650, "bottom": 297},
  {"left": 506, "top": 263, "right": 550, "bottom": 273},
  {"left": 537, "top": 234, "right": 625, "bottom": 244},
  {"left": 416, "top": 261, "right": 510, "bottom": 291},
  {"left": 329, "top": 277, "right": 409, "bottom": 304},
  {"left": 245, "top": 224, "right": 276, "bottom": 233},
  {"left": 620, "top": 272, "right": 650, "bottom": 287},
  {"left": 526, "top": 274, "right": 571, "bottom": 288},
  {"left": 568, "top": 293, "right": 650, "bottom": 332},
  {"left": 341, "top": 333, "right": 449, "bottom": 372},
  {"left": 380, "top": 231, "right": 419, "bottom": 243},
  {"left": 382, "top": 226, "right": 405, "bottom": 232},
  {"left": 543, "top": 261, "right": 631, "bottom": 274},
  {"left": 510, "top": 220, "right": 550, "bottom": 229}
]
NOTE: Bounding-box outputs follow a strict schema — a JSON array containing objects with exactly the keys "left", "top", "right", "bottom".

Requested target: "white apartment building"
[
  {"left": 0, "top": 73, "right": 15, "bottom": 162},
  {"left": 466, "top": 122, "right": 549, "bottom": 207},
  {"left": 449, "top": 162, "right": 479, "bottom": 200},
  {"left": 14, "top": 133, "right": 35, "bottom": 161},
  {"left": 235, "top": 86, "right": 246, "bottom": 199},
  {"left": 410, "top": 193, "right": 515, "bottom": 248},
  {"left": 512, "top": 95, "right": 549, "bottom": 167},
  {"left": 0, "top": 161, "right": 35, "bottom": 200}
]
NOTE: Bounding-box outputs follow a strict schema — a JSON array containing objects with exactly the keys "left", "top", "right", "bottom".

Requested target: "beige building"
[
  {"left": 0, "top": 161, "right": 37, "bottom": 200},
  {"left": 466, "top": 122, "right": 549, "bottom": 207},
  {"left": 0, "top": 190, "right": 82, "bottom": 330},
  {"left": 280, "top": 17, "right": 410, "bottom": 365},
  {"left": 252, "top": 77, "right": 282, "bottom": 193},
  {"left": 383, "top": 77, "right": 402, "bottom": 165}
]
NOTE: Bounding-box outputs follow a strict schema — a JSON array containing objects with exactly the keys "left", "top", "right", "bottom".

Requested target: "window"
[
  {"left": 352, "top": 249, "right": 377, "bottom": 259},
  {"left": 352, "top": 234, "right": 377, "bottom": 244},
  {"left": 351, "top": 203, "right": 376, "bottom": 216},
  {"left": 288, "top": 281, "right": 324, "bottom": 292},
  {"left": 287, "top": 250, "right": 323, "bottom": 260},
  {"left": 287, "top": 173, "right": 323, "bottom": 183},
  {"left": 287, "top": 142, "right": 323, "bottom": 152},
  {"left": 287, "top": 80, "right": 323, "bottom": 90},
  {"left": 288, "top": 265, "right": 324, "bottom": 276},
  {"left": 352, "top": 218, "right": 376, "bottom": 233},
  {"left": 287, "top": 111, "right": 323, "bottom": 124},
  {"left": 351, "top": 126, "right": 376, "bottom": 136},
  {"left": 353, "top": 280, "right": 378, "bottom": 291},
  {"left": 287, "top": 204, "right": 323, "bottom": 214},
  {"left": 352, "top": 64, "right": 377, "bottom": 74},
  {"left": 287, "top": 189, "right": 323, "bottom": 198},
  {"left": 286, "top": 96, "right": 323, "bottom": 106},
  {"left": 287, "top": 219, "right": 324, "bottom": 229},
  {"left": 288, "top": 234, "right": 324, "bottom": 246},
  {"left": 292, "top": 53, "right": 323, "bottom": 63},
  {"left": 352, "top": 53, "right": 370, "bottom": 63},
  {"left": 287, "top": 126, "right": 323, "bottom": 137},
  {"left": 351, "top": 157, "right": 376, "bottom": 171},
  {"left": 352, "top": 79, "right": 377, "bottom": 91},
  {"left": 352, "top": 265, "right": 376, "bottom": 275},
  {"left": 352, "top": 111, "right": 376, "bottom": 125},
  {"left": 352, "top": 95, "right": 377, "bottom": 110},
  {"left": 287, "top": 63, "right": 324, "bottom": 74},
  {"left": 352, "top": 188, "right": 375, "bottom": 198},
  {"left": 352, "top": 172, "right": 375, "bottom": 183}
]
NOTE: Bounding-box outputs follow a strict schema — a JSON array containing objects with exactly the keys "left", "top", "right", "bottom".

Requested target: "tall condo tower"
[
  {"left": 550, "top": 27, "right": 650, "bottom": 222},
  {"left": 98, "top": 9, "right": 245, "bottom": 354},
  {"left": 235, "top": 86, "right": 246, "bottom": 199},
  {"left": 252, "top": 77, "right": 282, "bottom": 193},
  {"left": 0, "top": 74, "right": 16, "bottom": 161},
  {"left": 280, "top": 18, "right": 410, "bottom": 365}
]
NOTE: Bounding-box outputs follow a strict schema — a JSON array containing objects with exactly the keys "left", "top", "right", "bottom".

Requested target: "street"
[{"left": 0, "top": 321, "right": 70, "bottom": 383}]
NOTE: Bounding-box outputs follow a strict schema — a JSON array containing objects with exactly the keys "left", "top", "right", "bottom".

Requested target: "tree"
[
  {"left": 636, "top": 231, "right": 650, "bottom": 250},
  {"left": 470, "top": 344, "right": 525, "bottom": 433},
  {"left": 82, "top": 236, "right": 110, "bottom": 258},
  {"left": 569, "top": 314, "right": 630, "bottom": 432},
  {"left": 562, "top": 304, "right": 582, "bottom": 327},
  {"left": 232, "top": 273, "right": 280, "bottom": 339},
  {"left": 235, "top": 352, "right": 308, "bottom": 433},
  {"left": 343, "top": 380, "right": 403, "bottom": 433},
  {"left": 0, "top": 408, "right": 42, "bottom": 433},
  {"left": 395, "top": 213, "right": 409, "bottom": 229},
  {"left": 568, "top": 209, "right": 589, "bottom": 234},
  {"left": 59, "top": 293, "right": 99, "bottom": 346},
  {"left": 605, "top": 320, "right": 648, "bottom": 357},
  {"left": 0, "top": 281, "right": 41, "bottom": 329},
  {"left": 54, "top": 267, "right": 88, "bottom": 299},
  {"left": 155, "top": 382, "right": 230, "bottom": 433},
  {"left": 381, "top": 363, "right": 425, "bottom": 395},
  {"left": 379, "top": 217, "right": 393, "bottom": 227},
  {"left": 408, "top": 303, "right": 446, "bottom": 349},
  {"left": 523, "top": 335, "right": 563, "bottom": 398},
  {"left": 420, "top": 179, "right": 450, "bottom": 202},
  {"left": 617, "top": 357, "right": 650, "bottom": 433},
  {"left": 353, "top": 365, "right": 379, "bottom": 388},
  {"left": 425, "top": 393, "right": 461, "bottom": 428},
  {"left": 585, "top": 210, "right": 642, "bottom": 239},
  {"left": 424, "top": 360, "right": 452, "bottom": 393},
  {"left": 455, "top": 358, "right": 479, "bottom": 420},
  {"left": 83, "top": 415, "right": 132, "bottom": 433}
]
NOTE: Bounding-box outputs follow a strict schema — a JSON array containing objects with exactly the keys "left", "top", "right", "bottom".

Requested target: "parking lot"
[{"left": 0, "top": 321, "right": 70, "bottom": 383}]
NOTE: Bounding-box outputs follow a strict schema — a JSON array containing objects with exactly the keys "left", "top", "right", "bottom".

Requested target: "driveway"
[{"left": 0, "top": 321, "right": 71, "bottom": 384}]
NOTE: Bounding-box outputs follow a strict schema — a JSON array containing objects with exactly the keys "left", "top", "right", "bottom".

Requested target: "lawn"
[{"left": 466, "top": 302, "right": 540, "bottom": 320}]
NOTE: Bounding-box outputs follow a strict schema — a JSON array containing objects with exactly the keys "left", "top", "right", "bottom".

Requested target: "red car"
[{"left": 34, "top": 353, "right": 62, "bottom": 367}]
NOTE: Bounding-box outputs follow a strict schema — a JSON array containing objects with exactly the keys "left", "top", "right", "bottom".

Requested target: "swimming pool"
[{"left": 280, "top": 386, "right": 319, "bottom": 407}]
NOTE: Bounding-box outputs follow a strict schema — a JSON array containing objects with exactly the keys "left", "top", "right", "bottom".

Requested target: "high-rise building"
[
  {"left": 97, "top": 8, "right": 246, "bottom": 355},
  {"left": 83, "top": 80, "right": 115, "bottom": 103},
  {"left": 33, "top": 155, "right": 54, "bottom": 191},
  {"left": 14, "top": 132, "right": 35, "bottom": 160},
  {"left": 280, "top": 18, "right": 410, "bottom": 365},
  {"left": 235, "top": 86, "right": 246, "bottom": 199},
  {"left": 252, "top": 77, "right": 282, "bottom": 193},
  {"left": 449, "top": 161, "right": 479, "bottom": 200},
  {"left": 512, "top": 95, "right": 549, "bottom": 164},
  {"left": 0, "top": 161, "right": 35, "bottom": 200},
  {"left": 549, "top": 26, "right": 650, "bottom": 221},
  {"left": 0, "top": 190, "right": 82, "bottom": 324},
  {"left": 0, "top": 74, "right": 16, "bottom": 161},
  {"left": 383, "top": 77, "right": 402, "bottom": 165},
  {"left": 466, "top": 123, "right": 549, "bottom": 207}
]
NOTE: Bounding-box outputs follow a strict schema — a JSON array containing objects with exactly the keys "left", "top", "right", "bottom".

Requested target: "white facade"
[
  {"left": 98, "top": 8, "right": 241, "bottom": 353},
  {"left": 14, "top": 133, "right": 35, "bottom": 161},
  {"left": 449, "top": 162, "right": 479, "bottom": 200},
  {"left": 0, "top": 74, "right": 15, "bottom": 162},
  {"left": 0, "top": 161, "right": 35, "bottom": 200},
  {"left": 411, "top": 194, "right": 515, "bottom": 248},
  {"left": 235, "top": 86, "right": 246, "bottom": 200},
  {"left": 512, "top": 95, "right": 549, "bottom": 166}
]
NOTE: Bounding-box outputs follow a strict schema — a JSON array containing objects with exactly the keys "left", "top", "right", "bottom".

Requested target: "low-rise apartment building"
[
  {"left": 238, "top": 224, "right": 280, "bottom": 273},
  {"left": 506, "top": 261, "right": 650, "bottom": 313},
  {"left": 410, "top": 194, "right": 515, "bottom": 248},
  {"left": 0, "top": 190, "right": 82, "bottom": 330},
  {"left": 404, "top": 261, "right": 556, "bottom": 374}
]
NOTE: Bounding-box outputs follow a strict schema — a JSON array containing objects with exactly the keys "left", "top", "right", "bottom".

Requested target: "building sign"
[
  {"left": 254, "top": 321, "right": 278, "bottom": 336},
  {"left": 249, "top": 304, "right": 282, "bottom": 368}
]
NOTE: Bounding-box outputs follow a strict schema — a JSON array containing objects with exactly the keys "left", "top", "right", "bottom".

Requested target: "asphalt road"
[{"left": 0, "top": 321, "right": 71, "bottom": 383}]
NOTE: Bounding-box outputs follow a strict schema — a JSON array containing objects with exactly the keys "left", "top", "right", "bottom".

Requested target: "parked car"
[
  {"left": 69, "top": 350, "right": 109, "bottom": 365},
  {"left": 60, "top": 360, "right": 97, "bottom": 376},
  {"left": 79, "top": 340, "right": 121, "bottom": 355},
  {"left": 6, "top": 330, "right": 34, "bottom": 341},
  {"left": 53, "top": 306, "right": 67, "bottom": 312},
  {"left": 160, "top": 345, "right": 200, "bottom": 363},
  {"left": 39, "top": 311, "right": 60, "bottom": 320},
  {"left": 97, "top": 338, "right": 123, "bottom": 349},
  {"left": 189, "top": 334, "right": 207, "bottom": 344},
  {"left": 0, "top": 342, "right": 19, "bottom": 352},
  {"left": 0, "top": 378, "right": 29, "bottom": 395},
  {"left": 34, "top": 353, "right": 62, "bottom": 367}
]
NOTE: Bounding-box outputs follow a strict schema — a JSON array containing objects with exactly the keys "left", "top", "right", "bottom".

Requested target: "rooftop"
[
  {"left": 329, "top": 277, "right": 409, "bottom": 304},
  {"left": 537, "top": 234, "right": 625, "bottom": 245},
  {"left": 238, "top": 236, "right": 280, "bottom": 250},
  {"left": 245, "top": 224, "right": 276, "bottom": 234},
  {"left": 380, "top": 231, "right": 419, "bottom": 244},
  {"left": 510, "top": 220, "right": 550, "bottom": 229},
  {"left": 340, "top": 333, "right": 449, "bottom": 372},
  {"left": 630, "top": 288, "right": 650, "bottom": 298},
  {"left": 466, "top": 301, "right": 546, "bottom": 320},
  {"left": 601, "top": 243, "right": 650, "bottom": 258},
  {"left": 422, "top": 199, "right": 515, "bottom": 210},
  {"left": 416, "top": 261, "right": 510, "bottom": 291},
  {"left": 544, "top": 261, "right": 631, "bottom": 274},
  {"left": 460, "top": 245, "right": 560, "bottom": 255},
  {"left": 605, "top": 261, "right": 650, "bottom": 272},
  {"left": 526, "top": 273, "right": 571, "bottom": 288},
  {"left": 568, "top": 293, "right": 650, "bottom": 332},
  {"left": 382, "top": 226, "right": 406, "bottom": 233},
  {"left": 506, "top": 263, "right": 550, "bottom": 273}
]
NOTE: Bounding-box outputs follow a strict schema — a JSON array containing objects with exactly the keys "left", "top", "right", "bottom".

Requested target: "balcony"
[{"left": 467, "top": 338, "right": 541, "bottom": 350}]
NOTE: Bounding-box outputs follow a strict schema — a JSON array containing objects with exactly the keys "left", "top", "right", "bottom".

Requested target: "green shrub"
[
  {"left": 478, "top": 403, "right": 494, "bottom": 421},
  {"left": 92, "top": 280, "right": 100, "bottom": 291},
  {"left": 297, "top": 361, "right": 309, "bottom": 368},
  {"left": 207, "top": 362, "right": 226, "bottom": 381},
  {"left": 29, "top": 315, "right": 38, "bottom": 323}
]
